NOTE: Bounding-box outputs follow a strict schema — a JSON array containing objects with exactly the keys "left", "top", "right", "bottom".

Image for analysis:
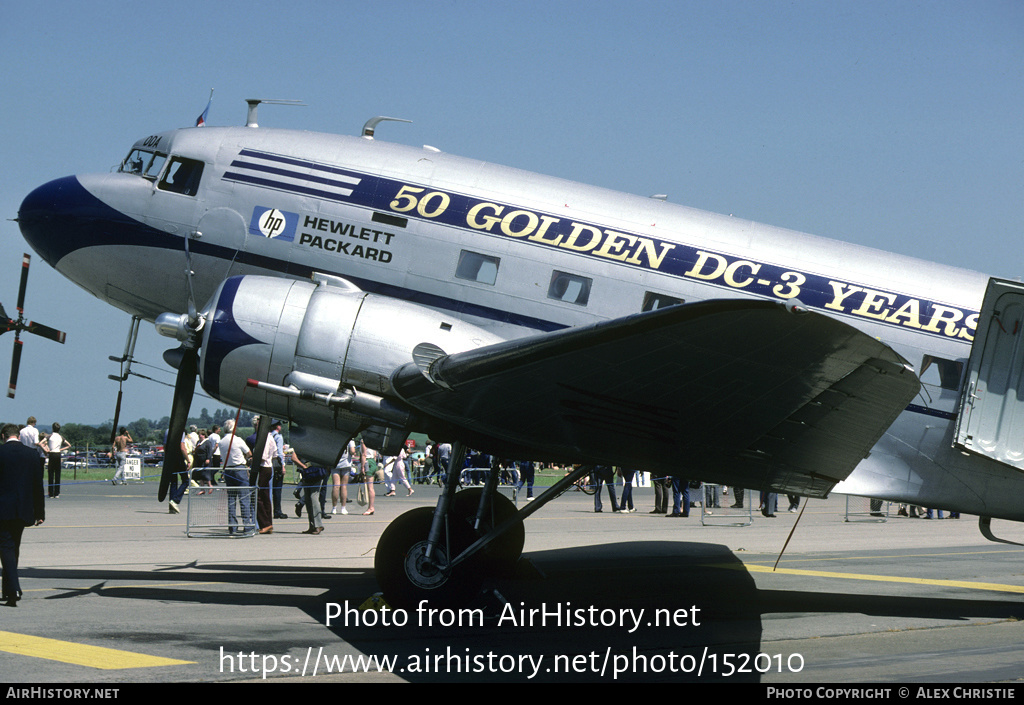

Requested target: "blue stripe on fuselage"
[
  {"left": 223, "top": 149, "right": 980, "bottom": 345},
  {"left": 16, "top": 175, "right": 564, "bottom": 334}
]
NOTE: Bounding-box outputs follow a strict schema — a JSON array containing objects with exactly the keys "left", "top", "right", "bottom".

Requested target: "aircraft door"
[{"left": 954, "top": 278, "right": 1024, "bottom": 471}]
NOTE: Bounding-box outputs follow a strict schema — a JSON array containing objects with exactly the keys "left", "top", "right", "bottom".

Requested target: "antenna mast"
[{"left": 244, "top": 99, "right": 306, "bottom": 127}]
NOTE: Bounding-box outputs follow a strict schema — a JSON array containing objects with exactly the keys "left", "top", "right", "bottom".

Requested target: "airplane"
[{"left": 15, "top": 99, "right": 1024, "bottom": 607}]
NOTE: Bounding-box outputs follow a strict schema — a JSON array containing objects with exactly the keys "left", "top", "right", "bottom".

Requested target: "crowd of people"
[
  {"left": 163, "top": 431, "right": 970, "bottom": 529},
  {"left": 0, "top": 413, "right": 976, "bottom": 609},
  {"left": 5, "top": 416, "right": 968, "bottom": 544},
  {"left": 159, "top": 419, "right": 442, "bottom": 536},
  {"left": 593, "top": 467, "right": 702, "bottom": 517}
]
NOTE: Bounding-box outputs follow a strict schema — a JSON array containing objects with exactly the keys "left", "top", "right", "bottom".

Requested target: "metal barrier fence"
[
  {"left": 843, "top": 494, "right": 889, "bottom": 522},
  {"left": 185, "top": 485, "right": 259, "bottom": 537},
  {"left": 700, "top": 485, "right": 754, "bottom": 526}
]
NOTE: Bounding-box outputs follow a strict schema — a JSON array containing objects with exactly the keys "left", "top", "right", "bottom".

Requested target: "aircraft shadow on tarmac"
[{"left": 24, "top": 540, "right": 1024, "bottom": 683}]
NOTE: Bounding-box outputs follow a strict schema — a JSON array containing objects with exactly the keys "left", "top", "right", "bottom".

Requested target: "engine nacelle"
[{"left": 197, "top": 273, "right": 504, "bottom": 462}]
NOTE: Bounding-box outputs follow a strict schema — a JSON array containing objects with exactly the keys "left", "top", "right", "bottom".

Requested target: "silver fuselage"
[{"left": 20, "top": 125, "right": 1022, "bottom": 521}]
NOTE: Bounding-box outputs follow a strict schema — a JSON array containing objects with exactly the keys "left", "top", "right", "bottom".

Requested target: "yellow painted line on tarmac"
[
  {"left": 0, "top": 631, "right": 194, "bottom": 669},
  {"left": 743, "top": 547, "right": 1024, "bottom": 565},
  {"left": 715, "top": 563, "right": 1024, "bottom": 594}
]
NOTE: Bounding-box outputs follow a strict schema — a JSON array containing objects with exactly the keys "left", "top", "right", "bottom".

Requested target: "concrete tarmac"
[{"left": 2, "top": 478, "right": 1023, "bottom": 684}]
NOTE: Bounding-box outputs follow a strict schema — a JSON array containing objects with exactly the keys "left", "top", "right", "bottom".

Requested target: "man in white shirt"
[
  {"left": 218, "top": 420, "right": 253, "bottom": 535},
  {"left": 19, "top": 418, "right": 47, "bottom": 496},
  {"left": 44, "top": 424, "right": 70, "bottom": 500},
  {"left": 207, "top": 425, "right": 221, "bottom": 473},
  {"left": 270, "top": 421, "right": 288, "bottom": 520},
  {"left": 18, "top": 418, "right": 38, "bottom": 451}
]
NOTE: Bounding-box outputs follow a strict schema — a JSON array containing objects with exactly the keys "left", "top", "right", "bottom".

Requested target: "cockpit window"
[
  {"left": 158, "top": 157, "right": 204, "bottom": 196},
  {"left": 120, "top": 149, "right": 167, "bottom": 180}
]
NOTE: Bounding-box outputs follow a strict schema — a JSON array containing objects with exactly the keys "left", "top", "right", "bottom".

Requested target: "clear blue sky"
[{"left": 1, "top": 0, "right": 1021, "bottom": 426}]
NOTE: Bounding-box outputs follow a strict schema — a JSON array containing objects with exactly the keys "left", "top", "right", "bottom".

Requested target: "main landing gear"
[{"left": 374, "top": 443, "right": 593, "bottom": 609}]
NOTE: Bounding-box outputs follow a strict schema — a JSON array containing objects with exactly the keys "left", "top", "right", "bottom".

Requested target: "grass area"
[{"left": 63, "top": 463, "right": 588, "bottom": 489}]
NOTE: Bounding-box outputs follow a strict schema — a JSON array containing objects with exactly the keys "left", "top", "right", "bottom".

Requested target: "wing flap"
[
  {"left": 392, "top": 299, "right": 920, "bottom": 497},
  {"left": 749, "top": 357, "right": 916, "bottom": 494}
]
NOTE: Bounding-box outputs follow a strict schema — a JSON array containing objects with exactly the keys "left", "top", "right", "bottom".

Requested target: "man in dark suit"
[{"left": 0, "top": 423, "right": 45, "bottom": 606}]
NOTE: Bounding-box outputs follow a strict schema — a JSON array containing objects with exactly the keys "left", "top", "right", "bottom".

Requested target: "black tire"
[
  {"left": 374, "top": 507, "right": 479, "bottom": 610},
  {"left": 449, "top": 488, "right": 525, "bottom": 575}
]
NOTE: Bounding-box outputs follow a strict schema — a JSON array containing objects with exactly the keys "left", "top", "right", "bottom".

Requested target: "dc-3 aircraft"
[{"left": 16, "top": 100, "right": 1024, "bottom": 606}]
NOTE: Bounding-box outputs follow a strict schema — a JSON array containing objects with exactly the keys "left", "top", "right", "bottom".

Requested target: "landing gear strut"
[{"left": 374, "top": 448, "right": 592, "bottom": 609}]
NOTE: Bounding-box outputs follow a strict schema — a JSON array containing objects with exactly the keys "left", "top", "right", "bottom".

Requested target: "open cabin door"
[{"left": 955, "top": 278, "right": 1024, "bottom": 470}]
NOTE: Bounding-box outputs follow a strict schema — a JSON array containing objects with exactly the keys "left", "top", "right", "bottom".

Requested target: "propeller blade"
[
  {"left": 16, "top": 254, "right": 30, "bottom": 313},
  {"left": 24, "top": 321, "right": 67, "bottom": 344},
  {"left": 7, "top": 335, "right": 23, "bottom": 398},
  {"left": 159, "top": 346, "right": 198, "bottom": 501}
]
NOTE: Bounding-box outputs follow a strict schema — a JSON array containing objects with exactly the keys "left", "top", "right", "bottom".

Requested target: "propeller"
[
  {"left": 2, "top": 253, "right": 67, "bottom": 398},
  {"left": 159, "top": 340, "right": 199, "bottom": 501},
  {"left": 155, "top": 312, "right": 204, "bottom": 501},
  {"left": 155, "top": 238, "right": 203, "bottom": 501}
]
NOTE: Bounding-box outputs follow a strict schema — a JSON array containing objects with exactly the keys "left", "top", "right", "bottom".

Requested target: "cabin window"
[
  {"left": 642, "top": 292, "right": 684, "bottom": 312},
  {"left": 455, "top": 251, "right": 499, "bottom": 285},
  {"left": 120, "top": 149, "right": 167, "bottom": 180},
  {"left": 158, "top": 157, "right": 205, "bottom": 196},
  {"left": 548, "top": 271, "right": 592, "bottom": 306},
  {"left": 920, "top": 355, "right": 963, "bottom": 391}
]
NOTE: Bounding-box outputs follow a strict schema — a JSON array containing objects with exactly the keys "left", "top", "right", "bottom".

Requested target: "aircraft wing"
[{"left": 391, "top": 299, "right": 920, "bottom": 498}]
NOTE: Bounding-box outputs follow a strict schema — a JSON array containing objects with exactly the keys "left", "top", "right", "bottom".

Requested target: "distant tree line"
[{"left": 22, "top": 407, "right": 255, "bottom": 448}]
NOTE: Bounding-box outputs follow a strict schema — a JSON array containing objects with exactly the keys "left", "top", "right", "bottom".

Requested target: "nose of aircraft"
[
  {"left": 18, "top": 174, "right": 144, "bottom": 269},
  {"left": 18, "top": 175, "right": 88, "bottom": 268}
]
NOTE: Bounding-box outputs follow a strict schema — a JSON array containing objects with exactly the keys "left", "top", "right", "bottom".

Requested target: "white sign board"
[{"left": 125, "top": 457, "right": 142, "bottom": 481}]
